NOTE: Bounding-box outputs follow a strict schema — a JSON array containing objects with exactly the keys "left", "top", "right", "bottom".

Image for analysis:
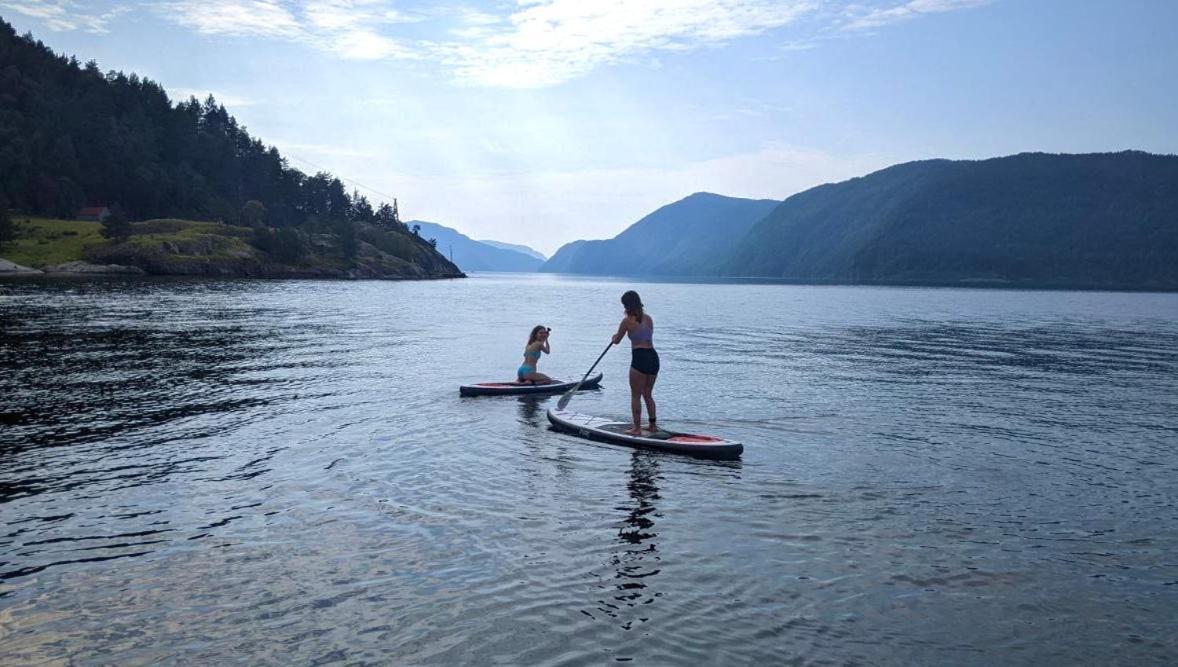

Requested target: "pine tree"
[
  {"left": 0, "top": 195, "right": 15, "bottom": 251},
  {"left": 101, "top": 204, "right": 131, "bottom": 241},
  {"left": 336, "top": 218, "right": 358, "bottom": 259},
  {"left": 240, "top": 200, "right": 266, "bottom": 228},
  {"left": 375, "top": 203, "right": 395, "bottom": 226}
]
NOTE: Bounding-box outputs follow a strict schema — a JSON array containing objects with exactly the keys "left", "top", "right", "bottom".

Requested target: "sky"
[{"left": 2, "top": 0, "right": 1177, "bottom": 255}]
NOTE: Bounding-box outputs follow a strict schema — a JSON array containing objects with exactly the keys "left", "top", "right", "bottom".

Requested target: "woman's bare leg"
[
  {"left": 642, "top": 373, "right": 658, "bottom": 431},
  {"left": 627, "top": 367, "right": 643, "bottom": 434}
]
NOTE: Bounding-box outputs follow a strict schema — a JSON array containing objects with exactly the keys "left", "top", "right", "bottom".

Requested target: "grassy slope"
[
  {"left": 116, "top": 220, "right": 258, "bottom": 264},
  {"left": 0, "top": 217, "right": 259, "bottom": 268},
  {"left": 0, "top": 217, "right": 106, "bottom": 267}
]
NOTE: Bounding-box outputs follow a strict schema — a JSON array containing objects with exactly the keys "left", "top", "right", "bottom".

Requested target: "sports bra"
[{"left": 628, "top": 317, "right": 653, "bottom": 344}]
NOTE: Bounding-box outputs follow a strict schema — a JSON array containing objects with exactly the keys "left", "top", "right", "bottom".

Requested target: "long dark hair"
[
  {"left": 621, "top": 290, "right": 644, "bottom": 323},
  {"left": 528, "top": 325, "right": 548, "bottom": 345}
]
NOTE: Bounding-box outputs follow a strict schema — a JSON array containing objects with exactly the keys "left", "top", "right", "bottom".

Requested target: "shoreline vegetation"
[{"left": 0, "top": 217, "right": 465, "bottom": 280}]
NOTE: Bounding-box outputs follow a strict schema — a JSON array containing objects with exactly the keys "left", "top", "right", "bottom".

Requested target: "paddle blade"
[{"left": 556, "top": 386, "right": 577, "bottom": 410}]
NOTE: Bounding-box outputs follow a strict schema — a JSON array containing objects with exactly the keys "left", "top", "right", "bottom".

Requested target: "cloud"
[
  {"left": 442, "top": 0, "right": 818, "bottom": 88},
  {"left": 11, "top": 0, "right": 992, "bottom": 86},
  {"left": 161, "top": 0, "right": 303, "bottom": 38},
  {"left": 302, "top": 0, "right": 420, "bottom": 30},
  {"left": 157, "top": 0, "right": 415, "bottom": 59},
  {"left": 840, "top": 0, "right": 991, "bottom": 32},
  {"left": 0, "top": 0, "right": 128, "bottom": 33},
  {"left": 326, "top": 28, "right": 414, "bottom": 59}
]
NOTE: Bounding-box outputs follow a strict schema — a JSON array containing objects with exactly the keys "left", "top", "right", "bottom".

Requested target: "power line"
[{"left": 283, "top": 152, "right": 400, "bottom": 205}]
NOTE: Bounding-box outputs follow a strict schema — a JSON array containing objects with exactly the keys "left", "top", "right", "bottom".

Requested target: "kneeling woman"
[
  {"left": 610, "top": 290, "right": 658, "bottom": 435},
  {"left": 518, "top": 325, "right": 553, "bottom": 384}
]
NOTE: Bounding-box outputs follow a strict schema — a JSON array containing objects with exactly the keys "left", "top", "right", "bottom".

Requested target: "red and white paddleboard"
[{"left": 547, "top": 408, "right": 743, "bottom": 459}]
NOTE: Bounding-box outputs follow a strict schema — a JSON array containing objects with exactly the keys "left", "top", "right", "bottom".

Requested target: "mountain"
[
  {"left": 721, "top": 151, "right": 1178, "bottom": 289},
  {"left": 539, "top": 193, "right": 779, "bottom": 275},
  {"left": 478, "top": 240, "right": 546, "bottom": 261},
  {"left": 0, "top": 19, "right": 461, "bottom": 279},
  {"left": 408, "top": 221, "right": 544, "bottom": 272}
]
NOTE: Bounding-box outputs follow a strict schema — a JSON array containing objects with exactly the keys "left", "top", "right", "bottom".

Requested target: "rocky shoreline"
[
  {"left": 1, "top": 258, "right": 146, "bottom": 276},
  {"left": 0, "top": 257, "right": 465, "bottom": 280},
  {"left": 0, "top": 258, "right": 40, "bottom": 274}
]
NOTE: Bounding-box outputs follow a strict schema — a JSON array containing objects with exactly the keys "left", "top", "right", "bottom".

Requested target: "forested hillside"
[
  {"left": 540, "top": 193, "right": 778, "bottom": 275},
  {"left": 721, "top": 152, "right": 1178, "bottom": 289},
  {"left": 0, "top": 18, "right": 460, "bottom": 279}
]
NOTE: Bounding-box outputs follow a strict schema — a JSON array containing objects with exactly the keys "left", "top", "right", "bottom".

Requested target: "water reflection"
[
  {"left": 515, "top": 395, "right": 546, "bottom": 427},
  {"left": 591, "top": 451, "right": 662, "bottom": 629}
]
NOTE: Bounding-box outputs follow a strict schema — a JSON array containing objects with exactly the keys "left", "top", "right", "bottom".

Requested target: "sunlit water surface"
[{"left": 1, "top": 274, "right": 1176, "bottom": 665}]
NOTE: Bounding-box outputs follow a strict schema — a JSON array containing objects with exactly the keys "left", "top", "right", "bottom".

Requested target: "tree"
[
  {"left": 0, "top": 196, "right": 15, "bottom": 251},
  {"left": 240, "top": 199, "right": 266, "bottom": 228},
  {"left": 271, "top": 228, "right": 305, "bottom": 263},
  {"left": 411, "top": 223, "right": 420, "bottom": 236},
  {"left": 335, "top": 218, "right": 357, "bottom": 259},
  {"left": 101, "top": 203, "right": 131, "bottom": 241},
  {"left": 375, "top": 203, "right": 396, "bottom": 226},
  {"left": 428, "top": 237, "right": 437, "bottom": 248},
  {"left": 350, "top": 190, "right": 373, "bottom": 223}
]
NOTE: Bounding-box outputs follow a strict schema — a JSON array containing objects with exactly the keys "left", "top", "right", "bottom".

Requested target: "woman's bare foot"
[
  {"left": 624, "top": 427, "right": 643, "bottom": 435},
  {"left": 644, "top": 423, "right": 658, "bottom": 432}
]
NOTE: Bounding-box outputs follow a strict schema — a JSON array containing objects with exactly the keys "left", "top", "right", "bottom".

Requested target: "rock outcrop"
[
  {"left": 0, "top": 259, "right": 40, "bottom": 274},
  {"left": 45, "top": 261, "right": 146, "bottom": 275}
]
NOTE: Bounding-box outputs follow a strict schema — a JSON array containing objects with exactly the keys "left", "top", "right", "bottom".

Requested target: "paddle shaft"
[{"left": 557, "top": 342, "right": 613, "bottom": 409}]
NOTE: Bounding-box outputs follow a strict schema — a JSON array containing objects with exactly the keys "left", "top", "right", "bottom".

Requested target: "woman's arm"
[
  {"left": 541, "top": 340, "right": 551, "bottom": 354},
  {"left": 611, "top": 318, "right": 628, "bottom": 345}
]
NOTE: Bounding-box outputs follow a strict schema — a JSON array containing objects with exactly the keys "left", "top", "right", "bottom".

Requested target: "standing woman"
[{"left": 611, "top": 290, "right": 658, "bottom": 435}]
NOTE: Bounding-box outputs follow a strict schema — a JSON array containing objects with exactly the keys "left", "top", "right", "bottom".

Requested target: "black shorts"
[{"left": 631, "top": 348, "right": 660, "bottom": 376}]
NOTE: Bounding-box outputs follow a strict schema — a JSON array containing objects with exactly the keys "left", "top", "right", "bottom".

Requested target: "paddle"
[{"left": 556, "top": 342, "right": 613, "bottom": 411}]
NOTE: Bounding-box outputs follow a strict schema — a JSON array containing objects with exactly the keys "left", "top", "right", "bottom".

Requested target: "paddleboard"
[
  {"left": 547, "top": 408, "right": 743, "bottom": 459},
  {"left": 459, "top": 372, "right": 603, "bottom": 397}
]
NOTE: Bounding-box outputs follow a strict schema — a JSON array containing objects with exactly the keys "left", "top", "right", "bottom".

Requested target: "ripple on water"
[{"left": 2, "top": 278, "right": 1177, "bottom": 664}]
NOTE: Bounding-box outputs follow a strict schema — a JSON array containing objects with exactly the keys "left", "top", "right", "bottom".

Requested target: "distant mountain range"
[
  {"left": 539, "top": 151, "right": 1178, "bottom": 290},
  {"left": 540, "top": 193, "right": 779, "bottom": 275},
  {"left": 479, "top": 240, "right": 546, "bottom": 261},
  {"left": 407, "top": 220, "right": 545, "bottom": 272}
]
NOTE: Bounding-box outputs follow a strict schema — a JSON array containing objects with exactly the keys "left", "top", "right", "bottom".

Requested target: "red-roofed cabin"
[{"left": 77, "top": 206, "right": 110, "bottom": 222}]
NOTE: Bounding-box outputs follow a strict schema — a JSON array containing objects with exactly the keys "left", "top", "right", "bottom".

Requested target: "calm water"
[{"left": 1, "top": 274, "right": 1176, "bottom": 665}]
